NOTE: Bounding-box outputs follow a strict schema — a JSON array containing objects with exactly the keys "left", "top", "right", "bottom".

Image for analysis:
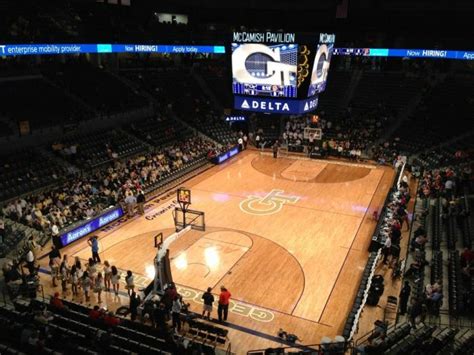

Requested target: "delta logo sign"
[{"left": 234, "top": 95, "right": 318, "bottom": 114}]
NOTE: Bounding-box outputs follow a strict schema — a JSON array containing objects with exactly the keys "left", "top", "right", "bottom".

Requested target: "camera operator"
[{"left": 25, "top": 248, "right": 36, "bottom": 275}]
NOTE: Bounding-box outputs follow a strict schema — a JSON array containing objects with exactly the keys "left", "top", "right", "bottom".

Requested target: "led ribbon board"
[
  {"left": 59, "top": 206, "right": 124, "bottom": 247},
  {"left": 0, "top": 43, "right": 472, "bottom": 60},
  {"left": 332, "top": 48, "right": 474, "bottom": 60},
  {"left": 0, "top": 44, "right": 225, "bottom": 56}
]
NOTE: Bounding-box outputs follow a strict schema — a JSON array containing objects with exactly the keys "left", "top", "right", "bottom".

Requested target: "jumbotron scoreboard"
[{"left": 231, "top": 31, "right": 335, "bottom": 114}]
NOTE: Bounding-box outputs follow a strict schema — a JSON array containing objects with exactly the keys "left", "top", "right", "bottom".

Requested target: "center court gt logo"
[{"left": 240, "top": 189, "right": 300, "bottom": 216}]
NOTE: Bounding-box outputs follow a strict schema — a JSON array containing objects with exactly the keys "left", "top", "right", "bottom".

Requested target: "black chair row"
[
  {"left": 429, "top": 328, "right": 459, "bottom": 354},
  {"left": 431, "top": 251, "right": 443, "bottom": 284},
  {"left": 448, "top": 251, "right": 464, "bottom": 316},
  {"left": 386, "top": 326, "right": 474, "bottom": 354},
  {"left": 34, "top": 298, "right": 224, "bottom": 354},
  {"left": 204, "top": 123, "right": 235, "bottom": 146},
  {"left": 446, "top": 215, "right": 458, "bottom": 250},
  {"left": 143, "top": 157, "right": 208, "bottom": 196},
  {"left": 128, "top": 116, "right": 194, "bottom": 148},
  {"left": 453, "top": 329, "right": 474, "bottom": 355},
  {"left": 0, "top": 306, "right": 95, "bottom": 354},
  {"left": 379, "top": 322, "right": 411, "bottom": 351},
  {"left": 411, "top": 250, "right": 427, "bottom": 301},
  {"left": 384, "top": 325, "right": 435, "bottom": 354},
  {"left": 461, "top": 192, "right": 472, "bottom": 249},
  {"left": 29, "top": 299, "right": 174, "bottom": 354},
  {"left": 0, "top": 342, "right": 26, "bottom": 354},
  {"left": 0, "top": 150, "right": 66, "bottom": 202},
  {"left": 431, "top": 201, "right": 441, "bottom": 251},
  {"left": 187, "top": 319, "right": 228, "bottom": 346},
  {"left": 0, "top": 224, "right": 28, "bottom": 258},
  {"left": 58, "top": 299, "right": 170, "bottom": 341},
  {"left": 64, "top": 129, "right": 148, "bottom": 169}
]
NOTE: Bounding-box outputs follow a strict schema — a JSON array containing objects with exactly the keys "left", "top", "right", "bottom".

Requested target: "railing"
[
  {"left": 396, "top": 161, "right": 407, "bottom": 189},
  {"left": 355, "top": 321, "right": 397, "bottom": 346},
  {"left": 247, "top": 341, "right": 353, "bottom": 354}
]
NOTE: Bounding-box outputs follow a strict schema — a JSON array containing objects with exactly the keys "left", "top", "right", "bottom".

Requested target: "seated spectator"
[
  {"left": 34, "top": 307, "right": 53, "bottom": 325},
  {"left": 372, "top": 320, "right": 388, "bottom": 336},
  {"left": 104, "top": 311, "right": 120, "bottom": 327},
  {"left": 391, "top": 227, "right": 402, "bottom": 245},
  {"left": 50, "top": 292, "right": 64, "bottom": 310},
  {"left": 3, "top": 135, "right": 215, "bottom": 236},
  {"left": 461, "top": 248, "right": 474, "bottom": 267},
  {"left": 153, "top": 302, "right": 167, "bottom": 330},
  {"left": 89, "top": 305, "right": 103, "bottom": 321},
  {"left": 356, "top": 333, "right": 386, "bottom": 354},
  {"left": 413, "top": 225, "right": 426, "bottom": 238},
  {"left": 461, "top": 262, "right": 474, "bottom": 283},
  {"left": 426, "top": 289, "right": 443, "bottom": 314},
  {"left": 404, "top": 258, "right": 427, "bottom": 279},
  {"left": 411, "top": 234, "right": 428, "bottom": 251}
]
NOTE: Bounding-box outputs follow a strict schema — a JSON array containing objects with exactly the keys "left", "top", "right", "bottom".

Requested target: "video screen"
[
  {"left": 232, "top": 43, "right": 298, "bottom": 98},
  {"left": 307, "top": 43, "right": 333, "bottom": 97}
]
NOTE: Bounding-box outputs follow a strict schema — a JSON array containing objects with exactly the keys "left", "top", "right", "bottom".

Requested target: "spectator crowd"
[{"left": 1, "top": 136, "right": 217, "bottom": 235}]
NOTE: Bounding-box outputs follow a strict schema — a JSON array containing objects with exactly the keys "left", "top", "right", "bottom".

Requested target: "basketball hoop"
[{"left": 177, "top": 187, "right": 191, "bottom": 210}]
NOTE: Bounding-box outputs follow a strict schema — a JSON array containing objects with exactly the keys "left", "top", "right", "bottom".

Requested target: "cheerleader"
[
  {"left": 81, "top": 271, "right": 91, "bottom": 303},
  {"left": 103, "top": 261, "right": 112, "bottom": 292},
  {"left": 70, "top": 265, "right": 79, "bottom": 297},
  {"left": 87, "top": 258, "right": 97, "bottom": 285},
  {"left": 94, "top": 272, "right": 104, "bottom": 303},
  {"left": 74, "top": 256, "right": 83, "bottom": 278},
  {"left": 125, "top": 270, "right": 135, "bottom": 296},
  {"left": 49, "top": 258, "right": 59, "bottom": 288},
  {"left": 111, "top": 266, "right": 121, "bottom": 296},
  {"left": 59, "top": 255, "right": 70, "bottom": 295}
]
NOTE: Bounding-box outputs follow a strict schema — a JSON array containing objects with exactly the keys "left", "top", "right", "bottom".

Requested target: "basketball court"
[{"left": 38, "top": 150, "right": 395, "bottom": 353}]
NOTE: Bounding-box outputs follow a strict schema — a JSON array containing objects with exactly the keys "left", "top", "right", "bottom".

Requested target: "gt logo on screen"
[
  {"left": 308, "top": 44, "right": 332, "bottom": 96},
  {"left": 240, "top": 189, "right": 300, "bottom": 216},
  {"left": 232, "top": 44, "right": 297, "bottom": 86}
]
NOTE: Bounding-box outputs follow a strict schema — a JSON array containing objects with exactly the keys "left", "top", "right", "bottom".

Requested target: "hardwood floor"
[{"left": 37, "top": 151, "right": 395, "bottom": 354}]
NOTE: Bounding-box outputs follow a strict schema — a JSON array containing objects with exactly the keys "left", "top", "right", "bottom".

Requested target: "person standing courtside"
[
  {"left": 25, "top": 248, "right": 36, "bottom": 275},
  {"left": 382, "top": 236, "right": 392, "bottom": 265},
  {"left": 88, "top": 236, "right": 101, "bottom": 263},
  {"left": 243, "top": 134, "right": 248, "bottom": 149},
  {"left": 238, "top": 136, "right": 244, "bottom": 151},
  {"left": 136, "top": 190, "right": 146, "bottom": 215},
  {"left": 255, "top": 134, "right": 261, "bottom": 148},
  {"left": 272, "top": 142, "right": 279, "bottom": 159},
  {"left": 171, "top": 295, "right": 184, "bottom": 333},
  {"left": 399, "top": 281, "right": 411, "bottom": 315},
  {"left": 218, "top": 286, "right": 231, "bottom": 322},
  {"left": 129, "top": 291, "right": 141, "bottom": 321},
  {"left": 202, "top": 287, "right": 215, "bottom": 320},
  {"left": 125, "top": 191, "right": 137, "bottom": 218}
]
